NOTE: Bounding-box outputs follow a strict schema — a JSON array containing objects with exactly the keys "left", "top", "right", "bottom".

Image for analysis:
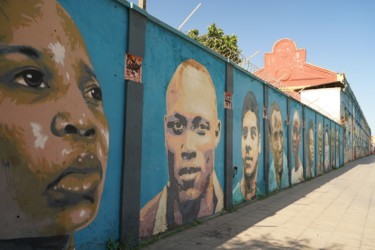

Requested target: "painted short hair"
[
  {"left": 242, "top": 91, "right": 259, "bottom": 131},
  {"left": 269, "top": 101, "right": 281, "bottom": 134}
]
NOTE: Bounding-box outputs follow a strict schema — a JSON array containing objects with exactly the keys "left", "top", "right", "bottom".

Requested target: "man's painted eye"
[
  {"left": 196, "top": 122, "right": 209, "bottom": 136},
  {"left": 251, "top": 129, "right": 257, "bottom": 139},
  {"left": 85, "top": 86, "right": 102, "bottom": 101},
  {"left": 15, "top": 69, "right": 47, "bottom": 88},
  {"left": 173, "top": 121, "right": 185, "bottom": 135},
  {"left": 242, "top": 128, "right": 248, "bottom": 139}
]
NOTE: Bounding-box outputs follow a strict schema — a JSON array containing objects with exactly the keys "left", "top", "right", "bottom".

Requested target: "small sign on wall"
[
  {"left": 225, "top": 92, "right": 232, "bottom": 109},
  {"left": 125, "top": 54, "right": 142, "bottom": 83}
]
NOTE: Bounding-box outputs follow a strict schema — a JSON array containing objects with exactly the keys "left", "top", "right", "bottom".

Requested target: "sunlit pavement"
[{"left": 142, "top": 155, "right": 375, "bottom": 250}]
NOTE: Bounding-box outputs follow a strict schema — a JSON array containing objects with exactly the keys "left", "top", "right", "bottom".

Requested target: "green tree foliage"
[{"left": 187, "top": 23, "right": 242, "bottom": 64}]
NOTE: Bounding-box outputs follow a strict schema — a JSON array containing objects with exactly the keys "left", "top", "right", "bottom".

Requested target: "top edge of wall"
[
  {"left": 114, "top": 1, "right": 268, "bottom": 82},
  {"left": 114, "top": 0, "right": 344, "bottom": 129}
]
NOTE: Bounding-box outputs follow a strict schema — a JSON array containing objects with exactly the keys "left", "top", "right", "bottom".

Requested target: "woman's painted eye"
[
  {"left": 15, "top": 69, "right": 47, "bottom": 88},
  {"left": 85, "top": 86, "right": 102, "bottom": 101}
]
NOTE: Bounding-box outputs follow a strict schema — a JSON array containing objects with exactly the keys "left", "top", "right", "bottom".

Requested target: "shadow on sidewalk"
[
  {"left": 214, "top": 234, "right": 346, "bottom": 250},
  {"left": 142, "top": 155, "right": 375, "bottom": 249}
]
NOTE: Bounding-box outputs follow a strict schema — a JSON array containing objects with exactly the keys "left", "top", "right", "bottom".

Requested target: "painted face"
[
  {"left": 331, "top": 127, "right": 335, "bottom": 165},
  {"left": 336, "top": 130, "right": 339, "bottom": 156},
  {"left": 270, "top": 109, "right": 283, "bottom": 173},
  {"left": 0, "top": 0, "right": 109, "bottom": 239},
  {"left": 325, "top": 130, "right": 329, "bottom": 159},
  {"left": 308, "top": 128, "right": 314, "bottom": 167},
  {"left": 292, "top": 111, "right": 300, "bottom": 159},
  {"left": 165, "top": 61, "right": 220, "bottom": 203},
  {"left": 241, "top": 111, "right": 260, "bottom": 178},
  {"left": 318, "top": 124, "right": 323, "bottom": 157}
]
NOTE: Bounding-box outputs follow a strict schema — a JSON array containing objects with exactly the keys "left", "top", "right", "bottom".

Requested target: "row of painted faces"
[
  {"left": 272, "top": 115, "right": 342, "bottom": 186},
  {"left": 234, "top": 99, "right": 342, "bottom": 204},
  {"left": 138, "top": 59, "right": 343, "bottom": 237},
  {"left": 0, "top": 0, "right": 343, "bottom": 247}
]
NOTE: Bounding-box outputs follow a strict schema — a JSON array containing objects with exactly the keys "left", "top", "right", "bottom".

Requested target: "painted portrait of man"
[
  {"left": 331, "top": 126, "right": 335, "bottom": 168},
  {"left": 306, "top": 120, "right": 315, "bottom": 179},
  {"left": 291, "top": 109, "right": 303, "bottom": 184},
  {"left": 268, "top": 101, "right": 288, "bottom": 192},
  {"left": 0, "top": 0, "right": 109, "bottom": 248},
  {"left": 233, "top": 91, "right": 261, "bottom": 204},
  {"left": 336, "top": 129, "right": 340, "bottom": 166},
  {"left": 324, "top": 125, "right": 330, "bottom": 171},
  {"left": 140, "top": 59, "right": 223, "bottom": 238},
  {"left": 316, "top": 122, "right": 323, "bottom": 175}
]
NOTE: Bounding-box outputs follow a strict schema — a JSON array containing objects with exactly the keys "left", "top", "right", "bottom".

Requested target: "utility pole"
[{"left": 139, "top": 0, "right": 146, "bottom": 10}]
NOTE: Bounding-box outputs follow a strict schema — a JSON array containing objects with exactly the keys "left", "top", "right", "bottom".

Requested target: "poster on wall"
[
  {"left": 232, "top": 71, "right": 264, "bottom": 205},
  {"left": 323, "top": 118, "right": 331, "bottom": 172},
  {"left": 138, "top": 20, "right": 226, "bottom": 238},
  {"left": 315, "top": 114, "right": 324, "bottom": 176},
  {"left": 289, "top": 100, "right": 303, "bottom": 185},
  {"left": 0, "top": 0, "right": 111, "bottom": 248},
  {"left": 335, "top": 123, "right": 340, "bottom": 167},
  {"left": 304, "top": 107, "right": 316, "bottom": 179},
  {"left": 267, "top": 89, "right": 288, "bottom": 193},
  {"left": 331, "top": 121, "right": 336, "bottom": 168}
]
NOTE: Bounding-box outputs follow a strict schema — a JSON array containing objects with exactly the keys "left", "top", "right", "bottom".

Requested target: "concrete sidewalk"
[{"left": 142, "top": 155, "right": 375, "bottom": 250}]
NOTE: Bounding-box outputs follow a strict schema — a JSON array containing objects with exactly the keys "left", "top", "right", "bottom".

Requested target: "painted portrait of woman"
[{"left": 0, "top": 0, "right": 109, "bottom": 248}]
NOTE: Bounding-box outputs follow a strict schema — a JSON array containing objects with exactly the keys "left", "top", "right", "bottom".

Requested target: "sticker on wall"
[
  {"left": 125, "top": 54, "right": 143, "bottom": 83},
  {"left": 225, "top": 92, "right": 232, "bottom": 109}
]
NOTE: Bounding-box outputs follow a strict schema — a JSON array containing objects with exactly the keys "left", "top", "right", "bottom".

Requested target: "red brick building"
[{"left": 254, "top": 38, "right": 344, "bottom": 101}]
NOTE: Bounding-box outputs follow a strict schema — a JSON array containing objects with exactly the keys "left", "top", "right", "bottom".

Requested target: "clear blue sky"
[{"left": 129, "top": 0, "right": 375, "bottom": 135}]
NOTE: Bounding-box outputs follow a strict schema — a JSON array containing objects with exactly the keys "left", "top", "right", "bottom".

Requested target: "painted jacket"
[
  {"left": 268, "top": 153, "right": 288, "bottom": 192},
  {"left": 139, "top": 171, "right": 223, "bottom": 238}
]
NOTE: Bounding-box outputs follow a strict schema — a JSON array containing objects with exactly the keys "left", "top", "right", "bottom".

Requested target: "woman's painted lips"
[{"left": 45, "top": 153, "right": 102, "bottom": 207}]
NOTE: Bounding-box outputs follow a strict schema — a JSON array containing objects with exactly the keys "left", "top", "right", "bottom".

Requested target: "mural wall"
[
  {"left": 0, "top": 0, "right": 370, "bottom": 249},
  {"left": 341, "top": 89, "right": 371, "bottom": 164}
]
